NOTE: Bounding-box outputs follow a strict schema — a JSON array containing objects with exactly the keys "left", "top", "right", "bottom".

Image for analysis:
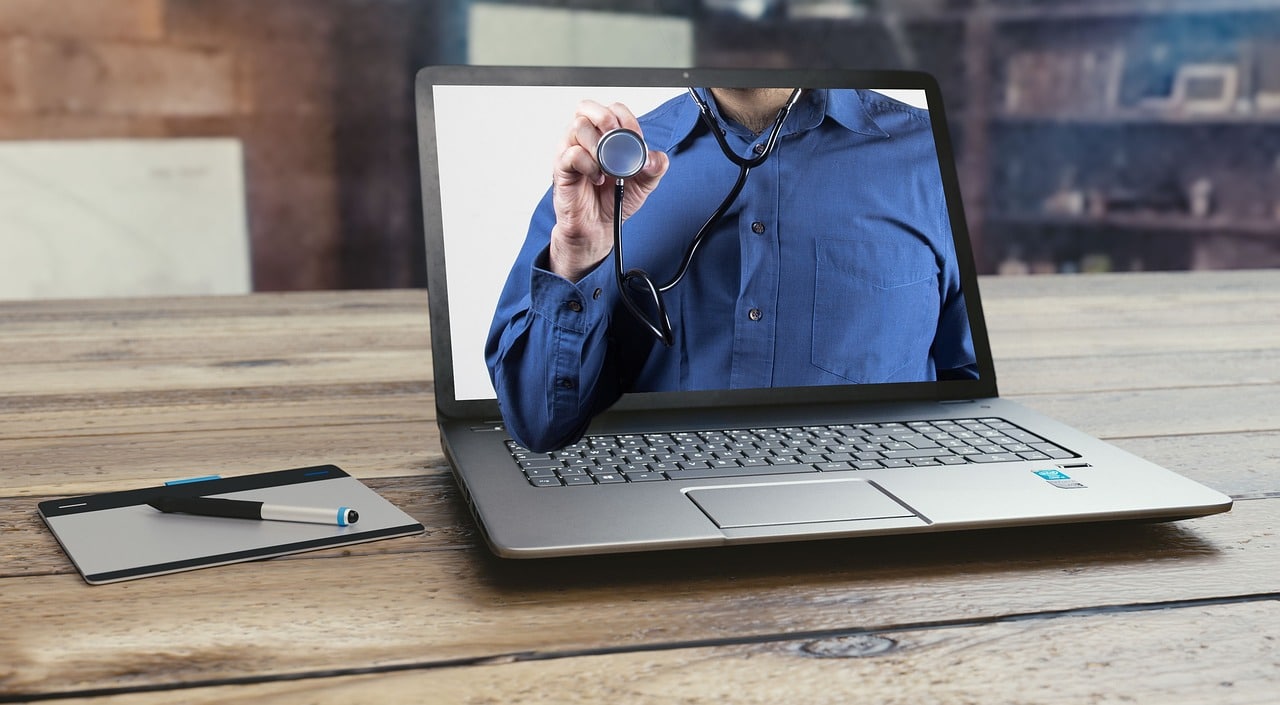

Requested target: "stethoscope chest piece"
[{"left": 596, "top": 128, "right": 647, "bottom": 179}]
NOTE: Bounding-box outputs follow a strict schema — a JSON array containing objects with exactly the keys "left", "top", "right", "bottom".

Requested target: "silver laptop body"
[{"left": 415, "top": 66, "right": 1231, "bottom": 558}]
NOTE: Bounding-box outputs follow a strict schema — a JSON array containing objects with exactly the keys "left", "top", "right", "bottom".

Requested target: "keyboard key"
[
  {"left": 881, "top": 448, "right": 951, "bottom": 460},
  {"left": 523, "top": 467, "right": 558, "bottom": 478},
  {"left": 561, "top": 475, "right": 594, "bottom": 486},
  {"left": 529, "top": 476, "right": 562, "bottom": 487},
  {"left": 519, "top": 458, "right": 564, "bottom": 470},
  {"left": 587, "top": 466, "right": 623, "bottom": 477},
  {"left": 970, "top": 453, "right": 1020, "bottom": 463},
  {"left": 593, "top": 473, "right": 626, "bottom": 484},
  {"left": 626, "top": 472, "right": 666, "bottom": 482}
]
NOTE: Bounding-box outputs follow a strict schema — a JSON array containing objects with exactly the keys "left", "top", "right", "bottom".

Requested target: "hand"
[{"left": 549, "top": 100, "right": 669, "bottom": 282}]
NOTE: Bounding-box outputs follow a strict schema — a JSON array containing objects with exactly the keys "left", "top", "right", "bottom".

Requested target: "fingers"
[
  {"left": 576, "top": 100, "right": 642, "bottom": 136},
  {"left": 633, "top": 148, "right": 669, "bottom": 191},
  {"left": 555, "top": 100, "right": 647, "bottom": 186},
  {"left": 554, "top": 143, "right": 605, "bottom": 187}
]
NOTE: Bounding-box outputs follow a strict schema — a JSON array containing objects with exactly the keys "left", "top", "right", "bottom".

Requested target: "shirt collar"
[{"left": 658, "top": 88, "right": 890, "bottom": 154}]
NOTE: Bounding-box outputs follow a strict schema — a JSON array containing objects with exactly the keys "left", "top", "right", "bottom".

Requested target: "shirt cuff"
[{"left": 529, "top": 249, "right": 616, "bottom": 333}]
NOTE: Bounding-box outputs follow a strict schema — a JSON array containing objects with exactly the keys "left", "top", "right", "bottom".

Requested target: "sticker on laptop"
[{"left": 1034, "top": 469, "right": 1086, "bottom": 489}]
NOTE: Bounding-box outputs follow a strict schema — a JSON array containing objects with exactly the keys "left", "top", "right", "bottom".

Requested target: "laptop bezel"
[{"left": 415, "top": 65, "right": 998, "bottom": 422}]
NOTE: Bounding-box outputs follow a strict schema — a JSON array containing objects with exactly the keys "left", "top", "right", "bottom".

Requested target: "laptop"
[{"left": 414, "top": 66, "right": 1231, "bottom": 558}]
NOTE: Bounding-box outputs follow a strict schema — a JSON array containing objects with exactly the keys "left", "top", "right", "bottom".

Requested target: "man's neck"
[{"left": 708, "top": 88, "right": 797, "bottom": 135}]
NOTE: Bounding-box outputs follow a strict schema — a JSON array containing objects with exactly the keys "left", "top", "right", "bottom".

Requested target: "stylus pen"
[{"left": 147, "top": 496, "right": 359, "bottom": 526}]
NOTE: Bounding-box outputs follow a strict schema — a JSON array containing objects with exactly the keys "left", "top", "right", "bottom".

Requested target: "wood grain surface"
[
  {"left": 1, "top": 271, "right": 1276, "bottom": 703},
  {"left": 46, "top": 599, "right": 1280, "bottom": 705}
]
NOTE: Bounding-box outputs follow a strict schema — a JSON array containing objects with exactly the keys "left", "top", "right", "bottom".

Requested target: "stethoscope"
[{"left": 595, "top": 87, "right": 803, "bottom": 346}]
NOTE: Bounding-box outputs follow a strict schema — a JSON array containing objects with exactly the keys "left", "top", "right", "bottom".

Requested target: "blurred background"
[{"left": 1, "top": 0, "right": 1279, "bottom": 298}]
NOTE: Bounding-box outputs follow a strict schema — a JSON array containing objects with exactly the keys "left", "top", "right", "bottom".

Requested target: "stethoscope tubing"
[{"left": 611, "top": 87, "right": 802, "bottom": 346}]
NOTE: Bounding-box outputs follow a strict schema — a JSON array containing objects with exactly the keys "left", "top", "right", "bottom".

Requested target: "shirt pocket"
[{"left": 812, "top": 237, "right": 940, "bottom": 384}]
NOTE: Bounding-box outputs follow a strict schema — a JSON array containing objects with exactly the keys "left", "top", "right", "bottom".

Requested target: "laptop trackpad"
[{"left": 685, "top": 479, "right": 922, "bottom": 529}]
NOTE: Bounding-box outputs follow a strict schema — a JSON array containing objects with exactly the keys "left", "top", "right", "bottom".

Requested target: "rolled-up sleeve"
[{"left": 485, "top": 195, "right": 622, "bottom": 452}]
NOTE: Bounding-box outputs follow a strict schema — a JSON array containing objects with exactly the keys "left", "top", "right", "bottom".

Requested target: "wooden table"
[{"left": 2, "top": 271, "right": 1277, "bottom": 704}]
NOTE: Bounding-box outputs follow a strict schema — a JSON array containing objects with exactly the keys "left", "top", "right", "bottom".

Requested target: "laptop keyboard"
[{"left": 508, "top": 417, "right": 1078, "bottom": 487}]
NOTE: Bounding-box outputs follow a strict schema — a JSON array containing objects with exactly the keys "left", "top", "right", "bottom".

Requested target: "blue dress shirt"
[{"left": 487, "top": 88, "right": 977, "bottom": 451}]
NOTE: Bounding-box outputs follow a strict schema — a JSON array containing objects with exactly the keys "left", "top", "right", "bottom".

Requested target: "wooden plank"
[
  {"left": 988, "top": 323, "right": 1280, "bottom": 359},
  {"left": 0, "top": 383, "right": 433, "bottom": 440},
  {"left": 0, "top": 291, "right": 426, "bottom": 341},
  {"left": 0, "top": 313, "right": 429, "bottom": 364},
  {"left": 1110, "top": 431, "right": 1280, "bottom": 498},
  {"left": 982, "top": 285, "right": 1280, "bottom": 326},
  {"left": 976, "top": 269, "right": 1280, "bottom": 300},
  {"left": 0, "top": 417, "right": 443, "bottom": 497},
  {"left": 0, "top": 380, "right": 427, "bottom": 425},
  {"left": 45, "top": 598, "right": 1280, "bottom": 705},
  {"left": 0, "top": 349, "right": 430, "bottom": 397},
  {"left": 0, "top": 498, "right": 1276, "bottom": 695},
  {"left": 0, "top": 289, "right": 422, "bottom": 318},
  {"left": 1007, "top": 383, "right": 1280, "bottom": 439},
  {"left": 996, "top": 349, "right": 1280, "bottom": 394}
]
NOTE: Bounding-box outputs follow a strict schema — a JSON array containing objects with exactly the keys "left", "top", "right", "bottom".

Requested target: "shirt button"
[
  {"left": 751, "top": 221, "right": 766, "bottom": 234},
  {"left": 592, "top": 288, "right": 602, "bottom": 300},
  {"left": 748, "top": 308, "right": 763, "bottom": 321},
  {"left": 558, "top": 378, "right": 575, "bottom": 389},
  {"left": 753, "top": 143, "right": 766, "bottom": 155},
  {"left": 566, "top": 300, "right": 583, "bottom": 312}
]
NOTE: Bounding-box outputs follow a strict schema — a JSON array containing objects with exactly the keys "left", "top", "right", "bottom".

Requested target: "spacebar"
[{"left": 666, "top": 463, "right": 819, "bottom": 480}]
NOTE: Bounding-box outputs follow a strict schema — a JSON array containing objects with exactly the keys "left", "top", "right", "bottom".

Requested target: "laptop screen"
[{"left": 419, "top": 68, "right": 993, "bottom": 434}]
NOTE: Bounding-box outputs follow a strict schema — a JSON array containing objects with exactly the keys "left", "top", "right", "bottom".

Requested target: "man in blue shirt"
[{"left": 487, "top": 87, "right": 977, "bottom": 452}]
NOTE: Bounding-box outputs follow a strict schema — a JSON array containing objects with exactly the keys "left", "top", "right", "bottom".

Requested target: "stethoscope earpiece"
[{"left": 596, "top": 128, "right": 647, "bottom": 179}]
